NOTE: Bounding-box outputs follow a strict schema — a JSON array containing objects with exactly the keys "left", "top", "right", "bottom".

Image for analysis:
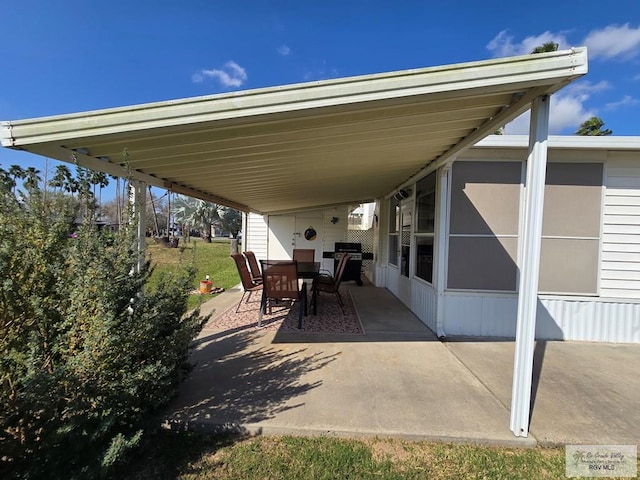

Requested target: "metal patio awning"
[{"left": 1, "top": 48, "right": 587, "bottom": 214}]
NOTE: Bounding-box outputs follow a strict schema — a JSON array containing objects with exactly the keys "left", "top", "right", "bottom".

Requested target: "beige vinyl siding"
[{"left": 601, "top": 156, "right": 640, "bottom": 299}]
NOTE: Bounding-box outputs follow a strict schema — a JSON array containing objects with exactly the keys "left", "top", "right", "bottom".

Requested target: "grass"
[
  {"left": 146, "top": 237, "right": 240, "bottom": 310},
  {"left": 119, "top": 430, "right": 579, "bottom": 480}
]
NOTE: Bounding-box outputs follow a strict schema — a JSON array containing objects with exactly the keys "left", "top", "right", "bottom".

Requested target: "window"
[
  {"left": 447, "top": 161, "right": 521, "bottom": 291},
  {"left": 388, "top": 198, "right": 400, "bottom": 266},
  {"left": 538, "top": 163, "right": 603, "bottom": 294},
  {"left": 414, "top": 172, "right": 436, "bottom": 282}
]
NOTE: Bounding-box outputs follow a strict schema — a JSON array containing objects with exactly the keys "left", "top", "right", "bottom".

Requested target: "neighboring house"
[{"left": 244, "top": 135, "right": 640, "bottom": 344}]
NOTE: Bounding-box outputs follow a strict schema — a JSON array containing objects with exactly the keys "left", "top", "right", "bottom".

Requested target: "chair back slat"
[
  {"left": 261, "top": 260, "right": 300, "bottom": 300},
  {"left": 333, "top": 253, "right": 351, "bottom": 290},
  {"left": 293, "top": 249, "right": 315, "bottom": 262},
  {"left": 231, "top": 253, "right": 257, "bottom": 290}
]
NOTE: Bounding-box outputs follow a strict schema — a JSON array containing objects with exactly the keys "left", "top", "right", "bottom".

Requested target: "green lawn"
[
  {"left": 146, "top": 237, "right": 240, "bottom": 310},
  {"left": 119, "top": 430, "right": 578, "bottom": 480}
]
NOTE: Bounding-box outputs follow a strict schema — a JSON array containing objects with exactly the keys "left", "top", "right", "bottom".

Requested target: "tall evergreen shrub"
[{"left": 0, "top": 165, "right": 206, "bottom": 478}]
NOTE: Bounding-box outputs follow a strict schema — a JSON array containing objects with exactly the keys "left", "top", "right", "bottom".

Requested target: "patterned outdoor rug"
[{"left": 205, "top": 290, "right": 364, "bottom": 334}]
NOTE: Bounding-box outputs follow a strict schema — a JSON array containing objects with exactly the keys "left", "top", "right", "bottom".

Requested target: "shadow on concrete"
[{"left": 165, "top": 328, "right": 338, "bottom": 433}]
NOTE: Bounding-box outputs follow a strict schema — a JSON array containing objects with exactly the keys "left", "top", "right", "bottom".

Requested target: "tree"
[
  {"left": 575, "top": 116, "right": 613, "bottom": 136},
  {"left": 172, "top": 195, "right": 220, "bottom": 242},
  {"left": 531, "top": 42, "right": 559, "bottom": 54},
  {"left": 219, "top": 206, "right": 242, "bottom": 238},
  {"left": 48, "top": 164, "right": 72, "bottom": 194},
  {"left": 7, "top": 165, "right": 25, "bottom": 194},
  {"left": 0, "top": 163, "right": 206, "bottom": 478}
]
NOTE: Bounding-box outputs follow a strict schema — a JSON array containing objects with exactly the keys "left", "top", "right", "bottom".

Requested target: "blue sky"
[{"left": 2, "top": 0, "right": 639, "bottom": 198}]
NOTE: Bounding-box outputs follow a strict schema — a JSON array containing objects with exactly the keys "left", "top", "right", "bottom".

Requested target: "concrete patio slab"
[
  {"left": 444, "top": 338, "right": 640, "bottom": 446},
  {"left": 167, "top": 283, "right": 640, "bottom": 448}
]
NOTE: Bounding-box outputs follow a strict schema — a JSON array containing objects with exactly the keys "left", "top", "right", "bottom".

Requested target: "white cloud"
[
  {"left": 604, "top": 95, "right": 639, "bottom": 110},
  {"left": 486, "top": 30, "right": 569, "bottom": 57},
  {"left": 192, "top": 61, "right": 247, "bottom": 88},
  {"left": 277, "top": 45, "right": 291, "bottom": 56},
  {"left": 505, "top": 81, "right": 605, "bottom": 134},
  {"left": 583, "top": 24, "right": 640, "bottom": 60}
]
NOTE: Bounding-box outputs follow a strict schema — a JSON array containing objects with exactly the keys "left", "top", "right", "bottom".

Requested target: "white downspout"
[{"left": 510, "top": 95, "right": 550, "bottom": 437}]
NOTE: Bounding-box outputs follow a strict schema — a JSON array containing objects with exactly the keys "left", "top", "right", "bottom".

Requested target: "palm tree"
[
  {"left": 24, "top": 167, "right": 41, "bottom": 192},
  {"left": 49, "top": 165, "right": 72, "bottom": 195},
  {"left": 172, "top": 195, "right": 220, "bottom": 242},
  {"left": 90, "top": 171, "right": 110, "bottom": 206},
  {"left": 575, "top": 116, "right": 612, "bottom": 136},
  {"left": 8, "top": 165, "right": 25, "bottom": 194},
  {"left": 531, "top": 42, "right": 559, "bottom": 54}
]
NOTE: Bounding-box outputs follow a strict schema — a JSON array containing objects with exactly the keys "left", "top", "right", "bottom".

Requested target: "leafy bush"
[{"left": 0, "top": 165, "right": 206, "bottom": 478}]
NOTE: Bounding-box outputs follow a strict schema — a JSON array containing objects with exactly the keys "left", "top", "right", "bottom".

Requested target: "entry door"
[
  {"left": 294, "top": 211, "right": 323, "bottom": 261},
  {"left": 268, "top": 212, "right": 323, "bottom": 260},
  {"left": 268, "top": 215, "right": 295, "bottom": 259}
]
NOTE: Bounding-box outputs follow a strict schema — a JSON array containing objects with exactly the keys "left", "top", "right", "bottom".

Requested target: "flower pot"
[{"left": 199, "top": 280, "right": 213, "bottom": 294}]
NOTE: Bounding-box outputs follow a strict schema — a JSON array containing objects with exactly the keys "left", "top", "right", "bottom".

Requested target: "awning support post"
[
  {"left": 129, "top": 180, "right": 147, "bottom": 274},
  {"left": 435, "top": 160, "right": 453, "bottom": 338},
  {"left": 510, "top": 95, "right": 550, "bottom": 437}
]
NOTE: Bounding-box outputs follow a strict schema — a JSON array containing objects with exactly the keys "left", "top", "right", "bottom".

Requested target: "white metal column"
[
  {"left": 129, "top": 180, "right": 147, "bottom": 274},
  {"left": 435, "top": 162, "right": 452, "bottom": 338},
  {"left": 510, "top": 96, "right": 550, "bottom": 437}
]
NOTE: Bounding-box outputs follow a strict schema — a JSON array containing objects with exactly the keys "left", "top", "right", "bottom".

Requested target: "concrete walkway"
[{"left": 166, "top": 284, "right": 640, "bottom": 448}]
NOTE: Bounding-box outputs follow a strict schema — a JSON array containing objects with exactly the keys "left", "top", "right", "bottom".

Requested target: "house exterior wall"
[
  {"left": 244, "top": 207, "right": 349, "bottom": 272},
  {"left": 245, "top": 212, "right": 268, "bottom": 260},
  {"left": 601, "top": 152, "right": 640, "bottom": 298},
  {"left": 378, "top": 140, "right": 640, "bottom": 344}
]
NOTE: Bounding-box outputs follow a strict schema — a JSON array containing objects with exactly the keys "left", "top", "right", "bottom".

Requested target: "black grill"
[{"left": 335, "top": 242, "right": 363, "bottom": 286}]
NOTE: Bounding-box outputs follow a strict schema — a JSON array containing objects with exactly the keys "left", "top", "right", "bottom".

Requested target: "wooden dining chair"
[
  {"left": 230, "top": 253, "right": 263, "bottom": 312},
  {"left": 259, "top": 260, "right": 307, "bottom": 328},
  {"left": 292, "top": 248, "right": 315, "bottom": 262},
  {"left": 314, "top": 253, "right": 350, "bottom": 314},
  {"left": 242, "top": 250, "right": 262, "bottom": 284}
]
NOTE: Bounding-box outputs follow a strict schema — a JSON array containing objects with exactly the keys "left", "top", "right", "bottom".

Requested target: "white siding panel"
[
  {"left": 602, "top": 250, "right": 640, "bottom": 263},
  {"left": 606, "top": 188, "right": 640, "bottom": 197},
  {"left": 386, "top": 267, "right": 400, "bottom": 297},
  {"left": 601, "top": 269, "right": 640, "bottom": 281},
  {"left": 440, "top": 294, "right": 639, "bottom": 343},
  {"left": 442, "top": 293, "right": 517, "bottom": 337},
  {"left": 604, "top": 205, "right": 640, "bottom": 216},
  {"left": 606, "top": 167, "right": 640, "bottom": 178},
  {"left": 605, "top": 195, "right": 640, "bottom": 206},
  {"left": 540, "top": 298, "right": 640, "bottom": 343},
  {"left": 410, "top": 280, "right": 437, "bottom": 331},
  {"left": 602, "top": 242, "right": 640, "bottom": 253},
  {"left": 602, "top": 162, "right": 640, "bottom": 298},
  {"left": 603, "top": 224, "right": 640, "bottom": 235},
  {"left": 603, "top": 215, "right": 640, "bottom": 225},
  {"left": 606, "top": 176, "right": 640, "bottom": 188},
  {"left": 246, "top": 213, "right": 268, "bottom": 260},
  {"left": 602, "top": 233, "right": 640, "bottom": 244}
]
